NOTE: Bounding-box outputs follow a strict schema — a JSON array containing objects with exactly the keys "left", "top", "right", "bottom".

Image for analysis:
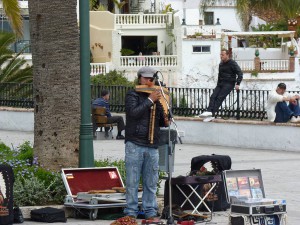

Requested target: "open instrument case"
[
  {"left": 61, "top": 167, "right": 142, "bottom": 220},
  {"left": 224, "top": 169, "right": 287, "bottom": 225}
]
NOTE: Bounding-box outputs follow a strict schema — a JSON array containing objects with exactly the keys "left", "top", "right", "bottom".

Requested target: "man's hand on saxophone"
[{"left": 149, "top": 89, "right": 161, "bottom": 103}]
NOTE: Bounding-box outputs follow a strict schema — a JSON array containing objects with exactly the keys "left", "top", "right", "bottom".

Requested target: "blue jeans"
[
  {"left": 275, "top": 101, "right": 300, "bottom": 122},
  {"left": 124, "top": 141, "right": 159, "bottom": 219},
  {"left": 207, "top": 82, "right": 235, "bottom": 116}
]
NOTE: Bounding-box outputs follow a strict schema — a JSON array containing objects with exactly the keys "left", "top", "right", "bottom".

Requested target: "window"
[
  {"left": 204, "top": 12, "right": 214, "bottom": 25},
  {"left": 193, "top": 45, "right": 211, "bottom": 53}
]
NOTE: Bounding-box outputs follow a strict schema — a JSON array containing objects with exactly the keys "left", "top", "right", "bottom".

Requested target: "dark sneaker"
[{"left": 116, "top": 135, "right": 125, "bottom": 140}]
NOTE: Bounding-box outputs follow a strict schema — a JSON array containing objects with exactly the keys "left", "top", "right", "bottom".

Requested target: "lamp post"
[{"left": 79, "top": 0, "right": 94, "bottom": 167}]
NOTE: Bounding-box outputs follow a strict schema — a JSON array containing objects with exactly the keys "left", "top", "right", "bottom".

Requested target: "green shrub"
[
  {"left": 251, "top": 70, "right": 259, "bottom": 77},
  {"left": 0, "top": 142, "right": 12, "bottom": 157},
  {"left": 90, "top": 70, "right": 134, "bottom": 86},
  {"left": 16, "top": 141, "right": 33, "bottom": 161},
  {"left": 0, "top": 142, "right": 65, "bottom": 206},
  {"left": 120, "top": 48, "right": 135, "bottom": 56},
  {"left": 14, "top": 176, "right": 51, "bottom": 206}
]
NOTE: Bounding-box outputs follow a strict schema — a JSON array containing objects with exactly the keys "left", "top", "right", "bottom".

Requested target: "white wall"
[
  {"left": 163, "top": 0, "right": 242, "bottom": 31},
  {"left": 211, "top": 7, "right": 241, "bottom": 31},
  {"left": 232, "top": 48, "right": 289, "bottom": 61},
  {"left": 180, "top": 39, "right": 221, "bottom": 88}
]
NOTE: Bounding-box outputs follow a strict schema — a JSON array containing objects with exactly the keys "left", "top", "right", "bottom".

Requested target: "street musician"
[{"left": 124, "top": 67, "right": 169, "bottom": 221}]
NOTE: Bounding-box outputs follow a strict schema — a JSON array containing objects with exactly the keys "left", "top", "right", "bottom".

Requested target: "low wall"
[
  {"left": 0, "top": 108, "right": 299, "bottom": 151},
  {"left": 176, "top": 117, "right": 300, "bottom": 152},
  {"left": 0, "top": 107, "right": 34, "bottom": 132}
]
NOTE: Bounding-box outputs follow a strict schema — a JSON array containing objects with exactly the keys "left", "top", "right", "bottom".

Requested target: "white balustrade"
[
  {"left": 210, "top": 0, "right": 236, "bottom": 7},
  {"left": 120, "top": 55, "right": 178, "bottom": 67},
  {"left": 260, "top": 60, "right": 289, "bottom": 71},
  {"left": 90, "top": 63, "right": 109, "bottom": 75},
  {"left": 236, "top": 60, "right": 255, "bottom": 71},
  {"left": 184, "top": 25, "right": 221, "bottom": 38},
  {"left": 115, "top": 13, "right": 171, "bottom": 26}
]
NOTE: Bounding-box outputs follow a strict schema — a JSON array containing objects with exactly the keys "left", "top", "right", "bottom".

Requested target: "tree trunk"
[{"left": 28, "top": 0, "right": 80, "bottom": 170}]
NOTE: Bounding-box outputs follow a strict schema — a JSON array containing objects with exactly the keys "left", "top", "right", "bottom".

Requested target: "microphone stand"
[{"left": 155, "top": 73, "right": 182, "bottom": 225}]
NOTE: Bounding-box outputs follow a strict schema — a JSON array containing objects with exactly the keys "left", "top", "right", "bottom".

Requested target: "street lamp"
[{"left": 79, "top": 0, "right": 94, "bottom": 167}]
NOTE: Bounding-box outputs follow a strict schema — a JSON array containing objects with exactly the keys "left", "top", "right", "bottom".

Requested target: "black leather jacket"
[
  {"left": 218, "top": 59, "right": 243, "bottom": 85},
  {"left": 125, "top": 90, "right": 166, "bottom": 148}
]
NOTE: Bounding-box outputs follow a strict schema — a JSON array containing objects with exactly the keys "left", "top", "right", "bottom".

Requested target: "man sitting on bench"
[{"left": 92, "top": 90, "right": 125, "bottom": 139}]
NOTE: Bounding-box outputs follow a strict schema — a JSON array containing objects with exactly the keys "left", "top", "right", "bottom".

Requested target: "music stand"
[{"left": 155, "top": 72, "right": 182, "bottom": 225}]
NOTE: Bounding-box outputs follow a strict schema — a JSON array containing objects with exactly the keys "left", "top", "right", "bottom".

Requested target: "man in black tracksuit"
[{"left": 200, "top": 49, "right": 243, "bottom": 119}]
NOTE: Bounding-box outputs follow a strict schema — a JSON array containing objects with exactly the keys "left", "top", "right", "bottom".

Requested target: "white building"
[
  {"left": 3, "top": 0, "right": 300, "bottom": 90},
  {"left": 89, "top": 0, "right": 300, "bottom": 90}
]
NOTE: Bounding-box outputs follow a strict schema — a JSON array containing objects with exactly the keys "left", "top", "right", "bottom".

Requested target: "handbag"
[{"left": 31, "top": 207, "right": 67, "bottom": 223}]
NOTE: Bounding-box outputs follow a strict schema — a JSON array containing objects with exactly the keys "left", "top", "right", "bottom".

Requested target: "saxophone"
[{"left": 135, "top": 84, "right": 170, "bottom": 144}]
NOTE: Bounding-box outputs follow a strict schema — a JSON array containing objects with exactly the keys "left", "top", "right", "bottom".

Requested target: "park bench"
[{"left": 92, "top": 107, "right": 117, "bottom": 139}]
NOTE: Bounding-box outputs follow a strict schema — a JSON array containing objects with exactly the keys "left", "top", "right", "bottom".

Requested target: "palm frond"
[
  {"left": 0, "top": 32, "right": 32, "bottom": 84},
  {"left": 2, "top": 0, "right": 23, "bottom": 37},
  {"left": 278, "top": 0, "right": 300, "bottom": 19}
]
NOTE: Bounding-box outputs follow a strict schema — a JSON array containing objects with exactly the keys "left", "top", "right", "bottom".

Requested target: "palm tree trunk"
[{"left": 28, "top": 0, "right": 80, "bottom": 170}]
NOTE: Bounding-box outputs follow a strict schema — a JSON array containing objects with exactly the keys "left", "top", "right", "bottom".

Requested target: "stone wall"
[
  {"left": 175, "top": 117, "right": 300, "bottom": 152},
  {"left": 0, "top": 107, "right": 34, "bottom": 132}
]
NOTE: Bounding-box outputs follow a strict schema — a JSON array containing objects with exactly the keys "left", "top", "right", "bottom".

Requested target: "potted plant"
[
  {"left": 255, "top": 49, "right": 259, "bottom": 57},
  {"left": 146, "top": 42, "right": 157, "bottom": 54},
  {"left": 288, "top": 45, "right": 295, "bottom": 56},
  {"left": 120, "top": 48, "right": 135, "bottom": 56},
  {"left": 194, "top": 32, "right": 203, "bottom": 38}
]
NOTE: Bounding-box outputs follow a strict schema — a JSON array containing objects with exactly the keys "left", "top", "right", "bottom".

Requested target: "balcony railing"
[
  {"left": 208, "top": 0, "right": 236, "bottom": 7},
  {"left": 260, "top": 59, "right": 289, "bottom": 71},
  {"left": 236, "top": 60, "right": 255, "bottom": 71},
  {"left": 90, "top": 63, "right": 109, "bottom": 75},
  {"left": 236, "top": 58, "right": 293, "bottom": 73},
  {"left": 11, "top": 40, "right": 31, "bottom": 53},
  {"left": 115, "top": 13, "right": 172, "bottom": 28},
  {"left": 120, "top": 55, "right": 178, "bottom": 67},
  {"left": 185, "top": 25, "right": 222, "bottom": 38}
]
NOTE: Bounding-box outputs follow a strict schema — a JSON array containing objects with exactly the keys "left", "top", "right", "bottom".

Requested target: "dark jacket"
[
  {"left": 218, "top": 59, "right": 243, "bottom": 85},
  {"left": 92, "top": 97, "right": 111, "bottom": 117},
  {"left": 125, "top": 90, "right": 166, "bottom": 148}
]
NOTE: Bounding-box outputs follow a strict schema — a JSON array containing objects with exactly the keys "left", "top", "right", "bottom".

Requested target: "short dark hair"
[
  {"left": 277, "top": 83, "right": 286, "bottom": 90},
  {"left": 221, "top": 49, "right": 230, "bottom": 55},
  {"left": 101, "top": 89, "right": 109, "bottom": 97}
]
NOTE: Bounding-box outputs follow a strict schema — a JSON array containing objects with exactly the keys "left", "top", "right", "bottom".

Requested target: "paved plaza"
[{"left": 0, "top": 130, "right": 299, "bottom": 224}]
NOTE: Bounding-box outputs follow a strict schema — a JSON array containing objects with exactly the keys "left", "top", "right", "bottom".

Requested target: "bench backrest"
[{"left": 92, "top": 107, "right": 108, "bottom": 124}]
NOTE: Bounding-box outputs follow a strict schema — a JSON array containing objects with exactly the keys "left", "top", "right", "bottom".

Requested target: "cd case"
[{"left": 223, "top": 169, "right": 286, "bottom": 215}]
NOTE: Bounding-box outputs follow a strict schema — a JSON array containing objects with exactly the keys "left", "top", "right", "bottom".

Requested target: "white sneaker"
[
  {"left": 290, "top": 116, "right": 298, "bottom": 123},
  {"left": 199, "top": 111, "right": 213, "bottom": 117},
  {"left": 203, "top": 116, "right": 215, "bottom": 122}
]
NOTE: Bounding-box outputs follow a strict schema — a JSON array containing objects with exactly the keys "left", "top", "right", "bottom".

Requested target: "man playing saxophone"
[{"left": 124, "top": 66, "right": 168, "bottom": 220}]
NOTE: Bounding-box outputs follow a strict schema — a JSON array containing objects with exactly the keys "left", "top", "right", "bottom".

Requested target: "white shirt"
[{"left": 266, "top": 90, "right": 292, "bottom": 122}]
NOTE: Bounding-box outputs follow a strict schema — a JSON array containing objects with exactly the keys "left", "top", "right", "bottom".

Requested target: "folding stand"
[
  {"left": 175, "top": 182, "right": 218, "bottom": 214},
  {"left": 169, "top": 175, "right": 221, "bottom": 215}
]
